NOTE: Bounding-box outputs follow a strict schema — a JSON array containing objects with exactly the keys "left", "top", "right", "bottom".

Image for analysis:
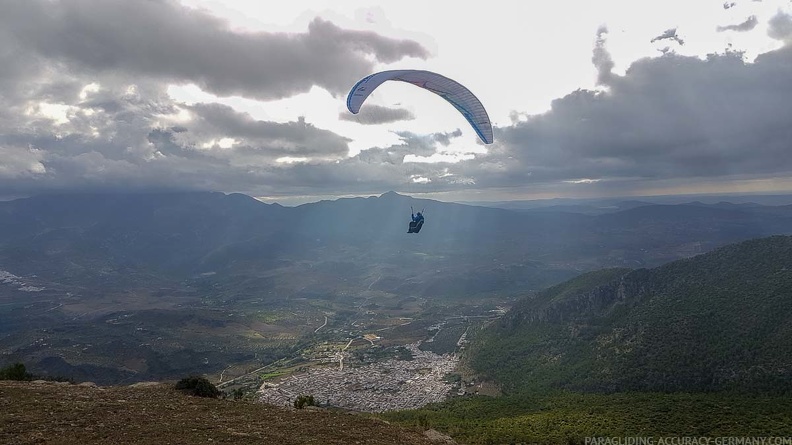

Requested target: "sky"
[{"left": 1, "top": 0, "right": 792, "bottom": 205}]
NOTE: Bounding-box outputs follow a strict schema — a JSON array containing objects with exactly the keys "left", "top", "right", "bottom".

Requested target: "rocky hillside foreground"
[{"left": 0, "top": 381, "right": 452, "bottom": 444}]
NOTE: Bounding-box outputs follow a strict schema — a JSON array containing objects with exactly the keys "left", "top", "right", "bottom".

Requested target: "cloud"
[
  {"left": 0, "top": 146, "right": 47, "bottom": 178},
  {"left": 0, "top": 73, "right": 357, "bottom": 196},
  {"left": 3, "top": 1, "right": 792, "bottom": 201},
  {"left": 768, "top": 12, "right": 792, "bottom": 41},
  {"left": 382, "top": 129, "right": 468, "bottom": 161},
  {"left": 0, "top": 65, "right": 473, "bottom": 198},
  {"left": 717, "top": 15, "right": 759, "bottom": 32},
  {"left": 175, "top": 103, "right": 350, "bottom": 159},
  {"left": 592, "top": 26, "right": 616, "bottom": 86},
  {"left": 0, "top": 0, "right": 428, "bottom": 101},
  {"left": 7, "top": 36, "right": 792, "bottom": 199},
  {"left": 651, "top": 28, "right": 685, "bottom": 46},
  {"left": 431, "top": 129, "right": 464, "bottom": 147},
  {"left": 339, "top": 104, "right": 415, "bottom": 125},
  {"left": 484, "top": 44, "right": 792, "bottom": 195},
  {"left": 0, "top": 0, "right": 434, "bottom": 198}
]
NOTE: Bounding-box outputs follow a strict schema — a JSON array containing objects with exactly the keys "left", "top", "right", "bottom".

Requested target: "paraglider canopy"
[{"left": 346, "top": 70, "right": 493, "bottom": 145}]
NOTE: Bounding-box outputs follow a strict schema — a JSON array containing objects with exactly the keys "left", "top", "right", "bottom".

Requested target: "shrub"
[
  {"left": 175, "top": 376, "right": 221, "bottom": 398},
  {"left": 294, "top": 394, "right": 316, "bottom": 409},
  {"left": 0, "top": 363, "right": 32, "bottom": 381}
]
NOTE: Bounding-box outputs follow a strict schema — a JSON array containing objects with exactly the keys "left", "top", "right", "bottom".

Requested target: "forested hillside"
[{"left": 468, "top": 235, "right": 792, "bottom": 394}]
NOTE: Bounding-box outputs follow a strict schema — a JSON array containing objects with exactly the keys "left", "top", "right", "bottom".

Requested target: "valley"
[
  {"left": 0, "top": 259, "right": 506, "bottom": 399},
  {"left": 3, "top": 192, "right": 792, "bottom": 440}
]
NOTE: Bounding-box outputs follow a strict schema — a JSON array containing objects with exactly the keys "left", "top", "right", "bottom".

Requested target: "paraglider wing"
[{"left": 346, "top": 70, "right": 493, "bottom": 144}]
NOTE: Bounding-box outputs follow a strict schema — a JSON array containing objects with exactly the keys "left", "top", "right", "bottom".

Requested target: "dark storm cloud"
[
  {"left": 0, "top": 73, "right": 354, "bottom": 195},
  {"left": 717, "top": 15, "right": 759, "bottom": 32},
  {"left": 339, "top": 104, "right": 415, "bottom": 125},
  {"left": 651, "top": 28, "right": 685, "bottom": 46},
  {"left": 0, "top": 0, "right": 433, "bottom": 197},
  {"left": 485, "top": 43, "right": 792, "bottom": 193},
  {"left": 0, "top": 0, "right": 428, "bottom": 100}
]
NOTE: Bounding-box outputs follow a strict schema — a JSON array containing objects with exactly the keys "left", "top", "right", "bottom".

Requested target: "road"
[
  {"left": 338, "top": 338, "right": 354, "bottom": 371},
  {"left": 314, "top": 315, "right": 328, "bottom": 333},
  {"left": 216, "top": 358, "right": 285, "bottom": 389}
]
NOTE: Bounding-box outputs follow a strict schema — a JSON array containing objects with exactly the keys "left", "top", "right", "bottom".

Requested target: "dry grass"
[{"left": 0, "top": 381, "right": 445, "bottom": 445}]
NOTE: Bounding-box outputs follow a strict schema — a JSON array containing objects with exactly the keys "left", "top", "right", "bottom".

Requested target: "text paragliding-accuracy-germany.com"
[{"left": 585, "top": 437, "right": 792, "bottom": 445}]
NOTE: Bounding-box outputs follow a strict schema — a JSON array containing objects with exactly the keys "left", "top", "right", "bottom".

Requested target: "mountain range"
[
  {"left": 2, "top": 191, "right": 792, "bottom": 383},
  {"left": 3, "top": 191, "right": 792, "bottom": 298}
]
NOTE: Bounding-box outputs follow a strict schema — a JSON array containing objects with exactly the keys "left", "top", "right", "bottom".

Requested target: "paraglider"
[
  {"left": 408, "top": 206, "right": 425, "bottom": 234},
  {"left": 346, "top": 70, "right": 493, "bottom": 145},
  {"left": 347, "top": 70, "right": 489, "bottom": 235}
]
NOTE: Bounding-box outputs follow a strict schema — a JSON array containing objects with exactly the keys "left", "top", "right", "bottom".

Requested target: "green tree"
[{"left": 0, "top": 363, "right": 32, "bottom": 381}]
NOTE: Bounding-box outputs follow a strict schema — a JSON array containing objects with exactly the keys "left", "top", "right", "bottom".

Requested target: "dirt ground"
[{"left": 0, "top": 381, "right": 452, "bottom": 445}]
